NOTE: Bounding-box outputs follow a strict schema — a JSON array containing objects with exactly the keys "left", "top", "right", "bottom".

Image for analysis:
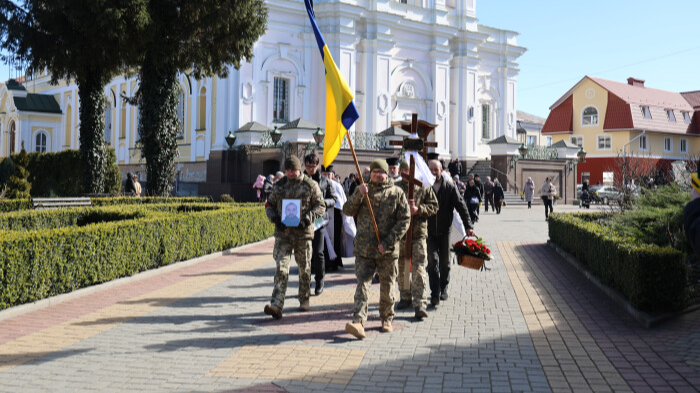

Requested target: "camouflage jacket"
[
  {"left": 394, "top": 179, "right": 439, "bottom": 240},
  {"left": 343, "top": 178, "right": 410, "bottom": 258},
  {"left": 266, "top": 174, "right": 325, "bottom": 240}
]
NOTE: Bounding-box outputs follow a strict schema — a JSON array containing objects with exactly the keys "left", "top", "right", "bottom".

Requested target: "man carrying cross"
[{"left": 394, "top": 159, "right": 438, "bottom": 319}]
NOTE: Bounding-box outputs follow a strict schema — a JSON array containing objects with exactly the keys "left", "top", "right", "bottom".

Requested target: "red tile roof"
[
  {"left": 542, "top": 95, "right": 573, "bottom": 133},
  {"left": 681, "top": 91, "right": 700, "bottom": 109},
  {"left": 603, "top": 93, "right": 634, "bottom": 130},
  {"left": 590, "top": 77, "right": 692, "bottom": 110}
]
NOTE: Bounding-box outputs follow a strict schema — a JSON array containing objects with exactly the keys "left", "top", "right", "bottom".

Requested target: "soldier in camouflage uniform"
[
  {"left": 263, "top": 156, "right": 325, "bottom": 320},
  {"left": 343, "top": 159, "right": 410, "bottom": 339},
  {"left": 394, "top": 160, "right": 439, "bottom": 320}
]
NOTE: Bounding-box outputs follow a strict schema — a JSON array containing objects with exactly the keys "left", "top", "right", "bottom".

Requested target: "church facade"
[{"left": 0, "top": 0, "right": 524, "bottom": 186}]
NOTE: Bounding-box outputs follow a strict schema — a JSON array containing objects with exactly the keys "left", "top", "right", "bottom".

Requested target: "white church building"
[{"left": 0, "top": 0, "right": 525, "bottom": 185}]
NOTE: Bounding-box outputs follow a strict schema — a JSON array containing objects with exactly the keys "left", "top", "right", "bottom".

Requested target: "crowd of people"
[
  {"left": 260, "top": 153, "right": 568, "bottom": 338},
  {"left": 261, "top": 153, "right": 483, "bottom": 339}
]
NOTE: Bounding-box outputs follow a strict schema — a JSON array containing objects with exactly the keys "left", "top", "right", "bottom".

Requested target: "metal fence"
[
  {"left": 341, "top": 131, "right": 386, "bottom": 150},
  {"left": 524, "top": 145, "right": 559, "bottom": 160}
]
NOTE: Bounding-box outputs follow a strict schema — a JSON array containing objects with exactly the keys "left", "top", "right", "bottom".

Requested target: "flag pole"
[{"left": 345, "top": 135, "right": 382, "bottom": 245}]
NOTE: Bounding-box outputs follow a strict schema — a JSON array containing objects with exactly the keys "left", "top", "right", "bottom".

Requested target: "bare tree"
[{"left": 604, "top": 150, "right": 663, "bottom": 211}]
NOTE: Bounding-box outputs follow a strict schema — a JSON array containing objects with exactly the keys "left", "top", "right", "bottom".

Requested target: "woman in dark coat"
[
  {"left": 463, "top": 179, "right": 481, "bottom": 223},
  {"left": 493, "top": 179, "right": 505, "bottom": 214}
]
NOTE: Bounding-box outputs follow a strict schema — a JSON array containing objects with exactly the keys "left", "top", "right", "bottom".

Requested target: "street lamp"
[
  {"left": 313, "top": 127, "right": 325, "bottom": 146},
  {"left": 577, "top": 146, "right": 587, "bottom": 163},
  {"left": 270, "top": 126, "right": 282, "bottom": 146},
  {"left": 518, "top": 143, "right": 528, "bottom": 159},
  {"left": 225, "top": 130, "right": 237, "bottom": 149}
]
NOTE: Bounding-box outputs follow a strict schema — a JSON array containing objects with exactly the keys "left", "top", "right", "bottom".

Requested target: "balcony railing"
[{"left": 341, "top": 131, "right": 386, "bottom": 151}]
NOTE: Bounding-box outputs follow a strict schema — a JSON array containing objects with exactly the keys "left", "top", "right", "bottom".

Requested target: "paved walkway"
[{"left": 0, "top": 204, "right": 699, "bottom": 392}]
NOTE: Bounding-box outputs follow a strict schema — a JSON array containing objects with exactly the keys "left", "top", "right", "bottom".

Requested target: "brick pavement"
[{"left": 0, "top": 204, "right": 698, "bottom": 392}]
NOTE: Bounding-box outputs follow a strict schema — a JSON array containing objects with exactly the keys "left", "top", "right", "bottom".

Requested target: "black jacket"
[
  {"left": 428, "top": 176, "right": 473, "bottom": 235},
  {"left": 306, "top": 170, "right": 338, "bottom": 227},
  {"left": 685, "top": 198, "right": 700, "bottom": 254},
  {"left": 493, "top": 184, "right": 504, "bottom": 201},
  {"left": 464, "top": 184, "right": 482, "bottom": 204},
  {"left": 474, "top": 179, "right": 484, "bottom": 198}
]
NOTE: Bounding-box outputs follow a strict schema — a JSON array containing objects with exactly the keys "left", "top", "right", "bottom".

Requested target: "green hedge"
[
  {"left": 0, "top": 196, "right": 213, "bottom": 213},
  {"left": 0, "top": 204, "right": 273, "bottom": 310},
  {"left": 549, "top": 212, "right": 688, "bottom": 312},
  {"left": 1, "top": 149, "right": 121, "bottom": 197},
  {"left": 90, "top": 196, "right": 211, "bottom": 206}
]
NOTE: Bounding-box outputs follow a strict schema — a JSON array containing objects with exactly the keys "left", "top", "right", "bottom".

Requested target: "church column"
[
  {"left": 430, "top": 33, "right": 453, "bottom": 157},
  {"left": 497, "top": 66, "right": 520, "bottom": 140},
  {"left": 358, "top": 36, "right": 393, "bottom": 134},
  {"left": 450, "top": 32, "right": 483, "bottom": 159}
]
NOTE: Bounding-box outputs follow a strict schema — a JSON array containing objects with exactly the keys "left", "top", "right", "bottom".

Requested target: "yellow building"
[{"left": 542, "top": 76, "right": 699, "bottom": 185}]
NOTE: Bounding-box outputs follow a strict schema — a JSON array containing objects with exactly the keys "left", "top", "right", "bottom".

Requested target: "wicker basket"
[{"left": 457, "top": 254, "right": 485, "bottom": 270}]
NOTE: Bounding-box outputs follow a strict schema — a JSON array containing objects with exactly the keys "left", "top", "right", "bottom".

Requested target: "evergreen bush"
[
  {"left": 0, "top": 204, "right": 273, "bottom": 310},
  {"left": 549, "top": 212, "right": 688, "bottom": 312}
]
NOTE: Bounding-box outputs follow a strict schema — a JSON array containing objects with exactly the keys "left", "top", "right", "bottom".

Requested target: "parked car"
[{"left": 589, "top": 185, "right": 622, "bottom": 205}]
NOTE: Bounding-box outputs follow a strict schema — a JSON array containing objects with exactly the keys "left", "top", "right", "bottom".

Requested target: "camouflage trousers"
[
  {"left": 270, "top": 237, "right": 312, "bottom": 310},
  {"left": 398, "top": 237, "right": 429, "bottom": 310},
  {"left": 353, "top": 253, "right": 397, "bottom": 324}
]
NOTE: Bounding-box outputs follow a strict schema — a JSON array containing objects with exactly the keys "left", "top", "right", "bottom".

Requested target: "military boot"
[
  {"left": 264, "top": 304, "right": 283, "bottom": 320},
  {"left": 299, "top": 300, "right": 310, "bottom": 312},
  {"left": 396, "top": 299, "right": 412, "bottom": 310},
  {"left": 345, "top": 322, "right": 366, "bottom": 339},
  {"left": 415, "top": 307, "right": 428, "bottom": 320},
  {"left": 381, "top": 320, "right": 393, "bottom": 332}
]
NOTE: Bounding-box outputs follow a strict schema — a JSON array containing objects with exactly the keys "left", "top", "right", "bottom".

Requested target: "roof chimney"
[{"left": 627, "top": 77, "right": 645, "bottom": 87}]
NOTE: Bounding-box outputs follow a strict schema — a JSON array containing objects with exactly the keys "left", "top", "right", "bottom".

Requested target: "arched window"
[
  {"left": 582, "top": 106, "right": 598, "bottom": 125},
  {"left": 481, "top": 104, "right": 491, "bottom": 140},
  {"left": 105, "top": 104, "right": 112, "bottom": 144},
  {"left": 197, "top": 86, "right": 207, "bottom": 131},
  {"left": 35, "top": 131, "right": 47, "bottom": 153},
  {"left": 8, "top": 121, "right": 15, "bottom": 154},
  {"left": 177, "top": 87, "right": 185, "bottom": 138},
  {"left": 65, "top": 105, "right": 72, "bottom": 146}
]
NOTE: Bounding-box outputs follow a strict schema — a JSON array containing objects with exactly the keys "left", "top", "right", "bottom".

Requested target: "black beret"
[
  {"left": 386, "top": 157, "right": 400, "bottom": 166},
  {"left": 427, "top": 153, "right": 440, "bottom": 161}
]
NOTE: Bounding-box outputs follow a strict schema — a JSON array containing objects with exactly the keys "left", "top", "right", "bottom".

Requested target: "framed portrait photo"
[{"left": 281, "top": 199, "right": 301, "bottom": 227}]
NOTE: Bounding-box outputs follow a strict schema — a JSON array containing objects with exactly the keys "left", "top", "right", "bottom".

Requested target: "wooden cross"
[
  {"left": 388, "top": 114, "right": 438, "bottom": 161},
  {"left": 395, "top": 113, "right": 436, "bottom": 289}
]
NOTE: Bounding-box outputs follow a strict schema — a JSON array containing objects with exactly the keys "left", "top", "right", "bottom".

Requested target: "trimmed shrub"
[
  {"left": 549, "top": 212, "right": 688, "bottom": 312},
  {"left": 7, "top": 148, "right": 31, "bottom": 199},
  {"left": 219, "top": 194, "right": 234, "bottom": 203},
  {"left": 90, "top": 196, "right": 211, "bottom": 206},
  {"left": 0, "top": 204, "right": 273, "bottom": 310}
]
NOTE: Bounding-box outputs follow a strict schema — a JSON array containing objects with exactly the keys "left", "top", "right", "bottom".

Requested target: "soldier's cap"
[
  {"left": 284, "top": 156, "right": 302, "bottom": 170},
  {"left": 321, "top": 164, "right": 335, "bottom": 174},
  {"left": 399, "top": 160, "right": 409, "bottom": 170},
  {"left": 427, "top": 152, "right": 440, "bottom": 161},
  {"left": 370, "top": 159, "right": 389, "bottom": 174},
  {"left": 385, "top": 157, "right": 400, "bottom": 166}
]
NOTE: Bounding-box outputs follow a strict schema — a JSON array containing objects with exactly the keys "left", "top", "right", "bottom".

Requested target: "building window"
[
  {"left": 197, "top": 87, "right": 207, "bottom": 131},
  {"left": 481, "top": 104, "right": 491, "bottom": 140},
  {"left": 664, "top": 137, "right": 672, "bottom": 152},
  {"left": 35, "top": 132, "right": 47, "bottom": 153},
  {"left": 582, "top": 106, "right": 598, "bottom": 125},
  {"left": 641, "top": 106, "right": 652, "bottom": 119},
  {"left": 546, "top": 136, "right": 553, "bottom": 146},
  {"left": 666, "top": 109, "right": 676, "bottom": 122},
  {"left": 683, "top": 111, "right": 692, "bottom": 124},
  {"left": 570, "top": 136, "right": 583, "bottom": 147},
  {"left": 177, "top": 87, "right": 185, "bottom": 138},
  {"left": 597, "top": 135, "right": 611, "bottom": 150},
  {"left": 639, "top": 135, "right": 648, "bottom": 151},
  {"left": 526, "top": 135, "right": 537, "bottom": 145},
  {"left": 603, "top": 171, "right": 614, "bottom": 185},
  {"left": 681, "top": 138, "right": 688, "bottom": 153},
  {"left": 104, "top": 104, "right": 112, "bottom": 144},
  {"left": 273, "top": 77, "right": 289, "bottom": 123}
]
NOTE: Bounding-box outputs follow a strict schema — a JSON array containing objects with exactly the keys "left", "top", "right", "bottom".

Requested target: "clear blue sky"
[{"left": 478, "top": 0, "right": 700, "bottom": 119}]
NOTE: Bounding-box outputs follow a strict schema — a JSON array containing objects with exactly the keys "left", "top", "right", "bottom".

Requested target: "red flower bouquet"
[{"left": 451, "top": 237, "right": 491, "bottom": 270}]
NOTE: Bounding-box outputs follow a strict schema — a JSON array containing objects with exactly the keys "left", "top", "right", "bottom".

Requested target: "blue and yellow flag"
[{"left": 304, "top": 0, "right": 360, "bottom": 168}]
